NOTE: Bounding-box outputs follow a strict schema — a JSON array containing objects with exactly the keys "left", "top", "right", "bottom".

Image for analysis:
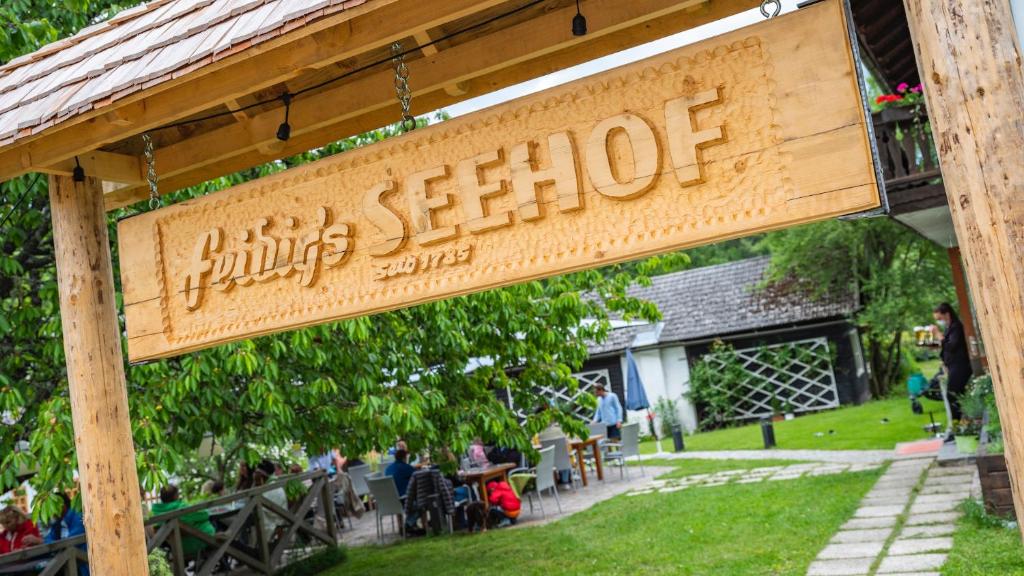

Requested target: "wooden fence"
[{"left": 0, "top": 470, "right": 337, "bottom": 575}]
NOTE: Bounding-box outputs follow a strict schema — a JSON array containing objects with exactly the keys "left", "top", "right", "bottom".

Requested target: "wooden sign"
[{"left": 119, "top": 0, "right": 879, "bottom": 362}]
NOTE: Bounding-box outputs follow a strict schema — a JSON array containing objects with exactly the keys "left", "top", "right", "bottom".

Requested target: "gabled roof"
[
  {"left": 0, "top": 0, "right": 368, "bottom": 146},
  {"left": 590, "top": 256, "right": 858, "bottom": 355}
]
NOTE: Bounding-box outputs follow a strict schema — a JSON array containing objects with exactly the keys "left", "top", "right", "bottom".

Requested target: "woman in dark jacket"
[{"left": 933, "top": 302, "right": 972, "bottom": 422}]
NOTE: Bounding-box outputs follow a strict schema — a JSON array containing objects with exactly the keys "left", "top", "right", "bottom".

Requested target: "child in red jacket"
[{"left": 486, "top": 480, "right": 521, "bottom": 527}]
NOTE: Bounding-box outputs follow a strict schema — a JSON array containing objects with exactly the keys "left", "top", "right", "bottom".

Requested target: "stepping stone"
[
  {"left": 627, "top": 490, "right": 654, "bottom": 497},
  {"left": 818, "top": 541, "right": 886, "bottom": 560},
  {"left": 909, "top": 500, "right": 961, "bottom": 514},
  {"left": 847, "top": 464, "right": 881, "bottom": 472},
  {"left": 806, "top": 557, "right": 875, "bottom": 576},
  {"left": 912, "top": 493, "right": 960, "bottom": 504},
  {"left": 923, "top": 475, "right": 974, "bottom": 486},
  {"left": 702, "top": 480, "right": 728, "bottom": 487},
  {"left": 831, "top": 528, "right": 892, "bottom": 544},
  {"left": 888, "top": 537, "right": 953, "bottom": 556},
  {"left": 899, "top": 524, "right": 955, "bottom": 539},
  {"left": 929, "top": 467, "right": 973, "bottom": 476},
  {"left": 862, "top": 497, "right": 909, "bottom": 507},
  {"left": 855, "top": 505, "right": 905, "bottom": 518},
  {"left": 767, "top": 474, "right": 803, "bottom": 481},
  {"left": 736, "top": 477, "right": 764, "bottom": 484},
  {"left": 844, "top": 516, "right": 898, "bottom": 530},
  {"left": 905, "top": 511, "right": 960, "bottom": 526},
  {"left": 876, "top": 553, "right": 947, "bottom": 573},
  {"left": 659, "top": 485, "right": 687, "bottom": 493},
  {"left": 867, "top": 488, "right": 913, "bottom": 499},
  {"left": 920, "top": 485, "right": 970, "bottom": 496}
]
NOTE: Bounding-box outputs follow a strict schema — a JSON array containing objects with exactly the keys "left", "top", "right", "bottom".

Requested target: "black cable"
[
  {"left": 151, "top": 0, "right": 548, "bottom": 133},
  {"left": 0, "top": 172, "right": 43, "bottom": 231}
]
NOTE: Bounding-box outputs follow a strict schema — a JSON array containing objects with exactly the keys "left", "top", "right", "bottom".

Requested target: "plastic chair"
[
  {"left": 604, "top": 422, "right": 645, "bottom": 479},
  {"left": 367, "top": 475, "right": 405, "bottom": 542},
  {"left": 348, "top": 463, "right": 371, "bottom": 499},
  {"left": 519, "top": 446, "right": 561, "bottom": 518},
  {"left": 587, "top": 421, "right": 607, "bottom": 439},
  {"left": 541, "top": 437, "right": 581, "bottom": 491}
]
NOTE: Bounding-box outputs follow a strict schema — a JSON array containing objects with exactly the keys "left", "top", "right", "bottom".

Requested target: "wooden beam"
[
  {"left": 0, "top": 0, "right": 511, "bottom": 183},
  {"left": 904, "top": 0, "right": 1024, "bottom": 534},
  {"left": 40, "top": 150, "right": 142, "bottom": 184},
  {"left": 105, "top": 0, "right": 757, "bottom": 209},
  {"left": 414, "top": 30, "right": 439, "bottom": 57},
  {"left": 48, "top": 175, "right": 148, "bottom": 575}
]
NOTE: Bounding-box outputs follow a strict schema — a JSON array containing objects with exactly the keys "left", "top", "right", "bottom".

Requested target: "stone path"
[
  {"left": 806, "top": 459, "right": 976, "bottom": 576},
  {"left": 638, "top": 449, "right": 896, "bottom": 465},
  {"left": 627, "top": 462, "right": 883, "bottom": 496}
]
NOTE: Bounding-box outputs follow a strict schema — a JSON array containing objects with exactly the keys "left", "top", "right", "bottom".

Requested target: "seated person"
[
  {"left": 253, "top": 460, "right": 290, "bottom": 539},
  {"left": 0, "top": 505, "right": 42, "bottom": 553},
  {"left": 43, "top": 493, "right": 85, "bottom": 545},
  {"left": 385, "top": 449, "right": 416, "bottom": 498},
  {"left": 468, "top": 438, "right": 488, "bottom": 467},
  {"left": 486, "top": 480, "right": 521, "bottom": 527},
  {"left": 151, "top": 485, "right": 215, "bottom": 557},
  {"left": 42, "top": 493, "right": 89, "bottom": 575}
]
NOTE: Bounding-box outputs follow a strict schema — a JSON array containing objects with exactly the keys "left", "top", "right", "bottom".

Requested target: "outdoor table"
[
  {"left": 570, "top": 434, "right": 605, "bottom": 487},
  {"left": 0, "top": 560, "right": 41, "bottom": 575},
  {"left": 458, "top": 462, "right": 516, "bottom": 510}
]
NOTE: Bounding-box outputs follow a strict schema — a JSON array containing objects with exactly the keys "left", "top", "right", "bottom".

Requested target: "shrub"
[
  {"left": 653, "top": 397, "right": 682, "bottom": 437},
  {"left": 148, "top": 550, "right": 174, "bottom": 576},
  {"left": 277, "top": 545, "right": 347, "bottom": 576}
]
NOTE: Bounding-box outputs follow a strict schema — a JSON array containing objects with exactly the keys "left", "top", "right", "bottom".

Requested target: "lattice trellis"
[
  {"left": 509, "top": 368, "right": 611, "bottom": 421},
  {"left": 703, "top": 337, "right": 839, "bottom": 420}
]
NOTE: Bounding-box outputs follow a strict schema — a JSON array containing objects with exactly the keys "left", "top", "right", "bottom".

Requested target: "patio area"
[{"left": 336, "top": 463, "right": 674, "bottom": 548}]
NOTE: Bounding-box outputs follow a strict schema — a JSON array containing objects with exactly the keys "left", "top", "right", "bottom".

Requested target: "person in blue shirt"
[
  {"left": 42, "top": 493, "right": 88, "bottom": 575},
  {"left": 592, "top": 383, "right": 624, "bottom": 440},
  {"left": 385, "top": 449, "right": 416, "bottom": 498}
]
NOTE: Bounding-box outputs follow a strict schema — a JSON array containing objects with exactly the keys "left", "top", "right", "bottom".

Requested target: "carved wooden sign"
[{"left": 119, "top": 0, "right": 879, "bottom": 362}]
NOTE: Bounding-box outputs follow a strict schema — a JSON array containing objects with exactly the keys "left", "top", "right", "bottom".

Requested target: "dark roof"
[
  {"left": 589, "top": 256, "right": 858, "bottom": 355},
  {"left": 850, "top": 0, "right": 919, "bottom": 89}
]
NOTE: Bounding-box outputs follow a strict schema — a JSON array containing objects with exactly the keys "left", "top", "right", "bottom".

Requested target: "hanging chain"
[
  {"left": 391, "top": 42, "right": 416, "bottom": 132},
  {"left": 142, "top": 133, "right": 160, "bottom": 210},
  {"left": 760, "top": 0, "right": 781, "bottom": 18}
]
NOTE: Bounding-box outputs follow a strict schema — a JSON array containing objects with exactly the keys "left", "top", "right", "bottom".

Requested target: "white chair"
[
  {"left": 519, "top": 446, "right": 561, "bottom": 518},
  {"left": 348, "top": 463, "right": 371, "bottom": 499},
  {"left": 587, "top": 421, "right": 607, "bottom": 439},
  {"left": 541, "top": 437, "right": 581, "bottom": 491},
  {"left": 366, "top": 475, "right": 405, "bottom": 542},
  {"left": 604, "top": 422, "right": 645, "bottom": 479}
]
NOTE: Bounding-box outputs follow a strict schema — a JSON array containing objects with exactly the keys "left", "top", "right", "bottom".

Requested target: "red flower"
[{"left": 875, "top": 94, "right": 904, "bottom": 104}]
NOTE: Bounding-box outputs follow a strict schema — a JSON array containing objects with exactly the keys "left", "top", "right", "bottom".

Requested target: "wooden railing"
[
  {"left": 872, "top": 107, "right": 941, "bottom": 189},
  {"left": 0, "top": 470, "right": 338, "bottom": 576}
]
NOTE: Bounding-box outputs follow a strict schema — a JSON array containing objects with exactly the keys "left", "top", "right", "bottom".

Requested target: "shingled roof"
[
  {"left": 0, "top": 0, "right": 369, "bottom": 146},
  {"left": 589, "top": 256, "right": 859, "bottom": 355}
]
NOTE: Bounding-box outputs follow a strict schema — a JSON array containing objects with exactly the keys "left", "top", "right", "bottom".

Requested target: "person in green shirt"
[{"left": 151, "top": 485, "right": 216, "bottom": 557}]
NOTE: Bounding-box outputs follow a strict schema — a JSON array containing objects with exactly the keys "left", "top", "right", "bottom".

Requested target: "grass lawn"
[
  {"left": 329, "top": 464, "right": 881, "bottom": 576},
  {"left": 942, "top": 503, "right": 1024, "bottom": 575},
  {"left": 641, "top": 397, "right": 948, "bottom": 453}
]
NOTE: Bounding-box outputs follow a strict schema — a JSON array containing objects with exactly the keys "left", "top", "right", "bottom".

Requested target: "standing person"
[
  {"left": 592, "top": 383, "right": 624, "bottom": 441},
  {"left": 934, "top": 302, "right": 973, "bottom": 427},
  {"left": 0, "top": 506, "right": 42, "bottom": 554}
]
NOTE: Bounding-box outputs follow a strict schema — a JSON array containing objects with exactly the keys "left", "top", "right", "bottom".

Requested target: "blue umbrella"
[
  {"left": 625, "top": 349, "right": 659, "bottom": 446},
  {"left": 625, "top": 349, "right": 650, "bottom": 411}
]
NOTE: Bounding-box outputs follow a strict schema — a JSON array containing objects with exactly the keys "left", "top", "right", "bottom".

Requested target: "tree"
[
  {"left": 0, "top": 2, "right": 669, "bottom": 520},
  {"left": 761, "top": 218, "right": 954, "bottom": 397}
]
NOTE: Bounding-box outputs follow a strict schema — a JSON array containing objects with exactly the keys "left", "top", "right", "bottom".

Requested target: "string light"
[
  {"left": 573, "top": 0, "right": 587, "bottom": 36},
  {"left": 72, "top": 156, "right": 85, "bottom": 182},
  {"left": 276, "top": 93, "right": 292, "bottom": 142}
]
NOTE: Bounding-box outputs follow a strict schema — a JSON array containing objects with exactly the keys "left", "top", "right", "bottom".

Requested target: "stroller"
[{"left": 908, "top": 368, "right": 949, "bottom": 437}]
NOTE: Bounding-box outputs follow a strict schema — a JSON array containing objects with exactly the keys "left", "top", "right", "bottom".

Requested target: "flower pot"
[
  {"left": 771, "top": 414, "right": 785, "bottom": 423},
  {"left": 784, "top": 413, "right": 795, "bottom": 421},
  {"left": 954, "top": 436, "right": 979, "bottom": 455}
]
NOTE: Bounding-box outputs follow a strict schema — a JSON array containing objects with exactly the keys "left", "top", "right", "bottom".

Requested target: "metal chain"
[
  {"left": 391, "top": 42, "right": 416, "bottom": 131},
  {"left": 760, "top": 0, "right": 781, "bottom": 18},
  {"left": 142, "top": 133, "right": 160, "bottom": 210}
]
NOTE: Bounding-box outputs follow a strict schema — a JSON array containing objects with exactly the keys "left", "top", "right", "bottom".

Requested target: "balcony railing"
[
  {"left": 872, "top": 107, "right": 941, "bottom": 189},
  {"left": 0, "top": 469, "right": 337, "bottom": 576}
]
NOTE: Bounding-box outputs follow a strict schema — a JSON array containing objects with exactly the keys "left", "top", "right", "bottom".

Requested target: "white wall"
[{"left": 619, "top": 345, "right": 697, "bottom": 438}]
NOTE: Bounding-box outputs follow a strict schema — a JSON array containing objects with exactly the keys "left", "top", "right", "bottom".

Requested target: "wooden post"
[
  {"left": 48, "top": 175, "right": 149, "bottom": 575},
  {"left": 903, "top": 1, "right": 1024, "bottom": 533},
  {"left": 947, "top": 247, "right": 983, "bottom": 366}
]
